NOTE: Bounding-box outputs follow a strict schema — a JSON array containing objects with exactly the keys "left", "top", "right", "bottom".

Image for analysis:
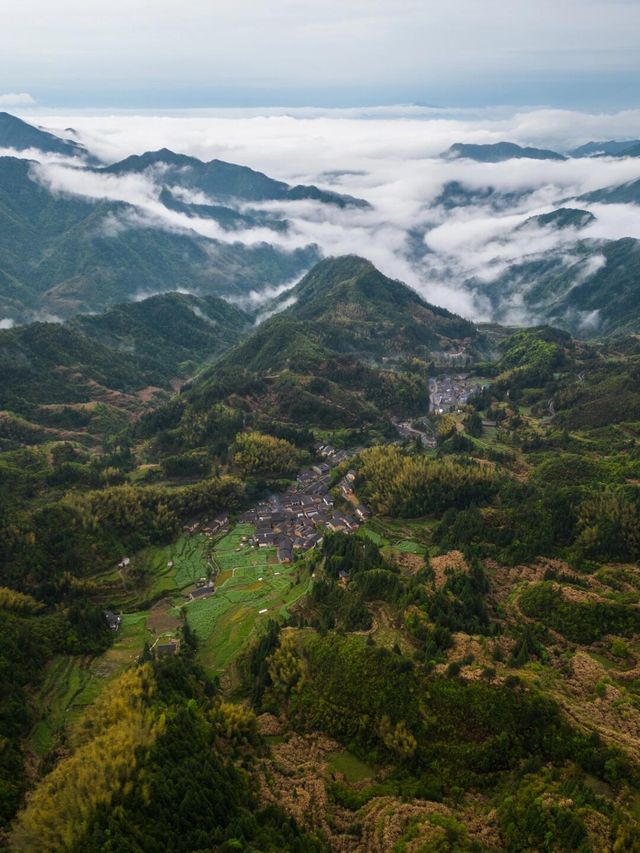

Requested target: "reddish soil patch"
[
  {"left": 430, "top": 550, "right": 468, "bottom": 588},
  {"left": 147, "top": 599, "right": 181, "bottom": 634},
  {"left": 136, "top": 385, "right": 166, "bottom": 403}
]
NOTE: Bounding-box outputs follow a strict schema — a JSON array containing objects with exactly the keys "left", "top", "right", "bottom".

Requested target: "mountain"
[
  {"left": 546, "top": 238, "right": 640, "bottom": 336},
  {"left": 224, "top": 255, "right": 479, "bottom": 371},
  {"left": 0, "top": 291, "right": 250, "bottom": 446},
  {"left": 571, "top": 139, "right": 640, "bottom": 157},
  {"left": 578, "top": 178, "right": 640, "bottom": 205},
  {"left": 467, "top": 235, "right": 640, "bottom": 338},
  {"left": 620, "top": 142, "right": 640, "bottom": 158},
  {"left": 518, "top": 208, "right": 596, "bottom": 230},
  {"left": 0, "top": 156, "right": 317, "bottom": 322},
  {"left": 71, "top": 291, "right": 250, "bottom": 376},
  {"left": 0, "top": 112, "right": 88, "bottom": 159},
  {"left": 444, "top": 141, "right": 566, "bottom": 162},
  {"left": 433, "top": 180, "right": 530, "bottom": 210},
  {"left": 104, "top": 148, "right": 370, "bottom": 208},
  {"left": 158, "top": 257, "right": 481, "bottom": 447},
  {"left": 158, "top": 187, "right": 289, "bottom": 232}
]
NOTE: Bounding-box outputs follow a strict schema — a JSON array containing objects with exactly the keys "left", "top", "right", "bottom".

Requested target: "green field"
[
  {"left": 394, "top": 539, "right": 426, "bottom": 554},
  {"left": 327, "top": 750, "right": 375, "bottom": 783},
  {"left": 359, "top": 522, "right": 426, "bottom": 557},
  {"left": 30, "top": 523, "right": 308, "bottom": 753},
  {"left": 27, "top": 612, "right": 154, "bottom": 758},
  {"left": 184, "top": 524, "right": 310, "bottom": 673},
  {"left": 358, "top": 525, "right": 387, "bottom": 546},
  {"left": 141, "top": 533, "right": 212, "bottom": 594}
]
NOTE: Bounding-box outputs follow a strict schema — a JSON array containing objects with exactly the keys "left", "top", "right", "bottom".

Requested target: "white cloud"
[
  {"left": 0, "top": 318, "right": 15, "bottom": 329},
  {"left": 0, "top": 92, "right": 35, "bottom": 106},
  {"left": 226, "top": 275, "right": 307, "bottom": 313},
  {"left": 11, "top": 106, "right": 640, "bottom": 322}
]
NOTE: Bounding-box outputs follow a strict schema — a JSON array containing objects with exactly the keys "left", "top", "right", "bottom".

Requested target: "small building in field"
[
  {"left": 104, "top": 610, "right": 121, "bottom": 631},
  {"left": 190, "top": 584, "right": 214, "bottom": 600},
  {"left": 153, "top": 638, "right": 180, "bottom": 657}
]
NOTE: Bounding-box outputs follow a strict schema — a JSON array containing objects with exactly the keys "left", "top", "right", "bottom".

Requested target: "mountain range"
[
  {"left": 103, "top": 147, "right": 369, "bottom": 208},
  {"left": 0, "top": 115, "right": 370, "bottom": 323},
  {"left": 1, "top": 111, "right": 640, "bottom": 345},
  {"left": 0, "top": 289, "right": 251, "bottom": 446},
  {"left": 467, "top": 231, "right": 640, "bottom": 338},
  {"left": 570, "top": 139, "right": 640, "bottom": 158}
]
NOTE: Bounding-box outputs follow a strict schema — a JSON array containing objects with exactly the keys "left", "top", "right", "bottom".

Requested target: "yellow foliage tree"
[
  {"left": 267, "top": 629, "right": 306, "bottom": 702},
  {"left": 232, "top": 431, "right": 300, "bottom": 477},
  {"left": 11, "top": 665, "right": 164, "bottom": 852},
  {"left": 0, "top": 587, "right": 44, "bottom": 615}
]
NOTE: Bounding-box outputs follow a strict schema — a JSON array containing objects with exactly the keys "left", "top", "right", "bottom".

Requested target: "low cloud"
[
  {"left": 12, "top": 106, "right": 640, "bottom": 322},
  {"left": 226, "top": 275, "right": 307, "bottom": 313},
  {"left": 0, "top": 317, "right": 15, "bottom": 329}
]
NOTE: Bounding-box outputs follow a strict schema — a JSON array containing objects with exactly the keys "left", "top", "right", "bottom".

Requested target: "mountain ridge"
[
  {"left": 444, "top": 141, "right": 566, "bottom": 162},
  {"left": 0, "top": 112, "right": 88, "bottom": 159},
  {"left": 104, "top": 147, "right": 370, "bottom": 208}
]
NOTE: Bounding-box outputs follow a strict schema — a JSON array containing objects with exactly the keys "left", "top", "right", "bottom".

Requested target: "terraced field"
[
  {"left": 141, "top": 533, "right": 211, "bottom": 595},
  {"left": 184, "top": 524, "right": 310, "bottom": 673},
  {"left": 27, "top": 612, "right": 152, "bottom": 757}
]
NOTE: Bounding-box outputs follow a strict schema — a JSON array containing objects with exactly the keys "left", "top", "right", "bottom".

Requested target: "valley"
[{"left": 2, "top": 110, "right": 640, "bottom": 852}]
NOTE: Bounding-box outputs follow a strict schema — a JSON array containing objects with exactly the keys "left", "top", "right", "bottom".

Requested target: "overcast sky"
[{"left": 2, "top": 0, "right": 640, "bottom": 109}]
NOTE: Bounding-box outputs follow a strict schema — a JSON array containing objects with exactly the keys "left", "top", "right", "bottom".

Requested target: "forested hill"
[
  {"left": 71, "top": 290, "right": 250, "bottom": 373},
  {"left": 221, "top": 255, "right": 479, "bottom": 372},
  {"left": 0, "top": 291, "right": 251, "bottom": 447},
  {"left": 103, "top": 148, "right": 369, "bottom": 208},
  {"left": 0, "top": 155, "right": 317, "bottom": 322},
  {"left": 444, "top": 141, "right": 566, "bottom": 162}
]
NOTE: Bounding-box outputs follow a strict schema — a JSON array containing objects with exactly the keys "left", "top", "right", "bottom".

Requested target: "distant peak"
[
  {"left": 444, "top": 141, "right": 566, "bottom": 162},
  {"left": 141, "top": 148, "right": 197, "bottom": 164}
]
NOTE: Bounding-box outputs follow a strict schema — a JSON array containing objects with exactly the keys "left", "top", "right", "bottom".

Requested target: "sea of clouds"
[{"left": 7, "top": 105, "right": 640, "bottom": 323}]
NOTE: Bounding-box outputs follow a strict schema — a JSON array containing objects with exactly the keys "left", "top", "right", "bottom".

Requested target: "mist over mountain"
[
  {"left": 2, "top": 110, "right": 640, "bottom": 339},
  {"left": 0, "top": 111, "right": 88, "bottom": 159},
  {"left": 444, "top": 141, "right": 567, "bottom": 162},
  {"left": 579, "top": 177, "right": 640, "bottom": 205},
  {"left": 103, "top": 148, "right": 369, "bottom": 208},
  {"left": 571, "top": 139, "right": 640, "bottom": 157}
]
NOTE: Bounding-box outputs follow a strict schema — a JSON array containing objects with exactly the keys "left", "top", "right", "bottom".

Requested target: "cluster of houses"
[
  {"left": 104, "top": 448, "right": 377, "bottom": 661},
  {"left": 316, "top": 443, "right": 353, "bottom": 464},
  {"left": 430, "top": 373, "right": 481, "bottom": 414},
  {"left": 393, "top": 418, "right": 437, "bottom": 449},
  {"left": 184, "top": 514, "right": 229, "bottom": 538},
  {"left": 189, "top": 578, "right": 215, "bottom": 601},
  {"left": 237, "top": 462, "right": 370, "bottom": 564},
  {"left": 336, "top": 469, "right": 371, "bottom": 523}
]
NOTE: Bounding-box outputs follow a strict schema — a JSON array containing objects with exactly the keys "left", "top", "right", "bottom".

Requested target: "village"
[
  {"left": 188, "top": 442, "right": 370, "bottom": 578},
  {"left": 429, "top": 373, "right": 481, "bottom": 413}
]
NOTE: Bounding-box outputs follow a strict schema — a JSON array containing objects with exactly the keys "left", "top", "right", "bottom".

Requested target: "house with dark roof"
[
  {"left": 355, "top": 504, "right": 371, "bottom": 521},
  {"left": 277, "top": 540, "right": 293, "bottom": 563},
  {"left": 104, "top": 610, "right": 121, "bottom": 631},
  {"left": 256, "top": 532, "right": 276, "bottom": 548},
  {"left": 189, "top": 585, "right": 215, "bottom": 601},
  {"left": 154, "top": 638, "right": 180, "bottom": 657}
]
